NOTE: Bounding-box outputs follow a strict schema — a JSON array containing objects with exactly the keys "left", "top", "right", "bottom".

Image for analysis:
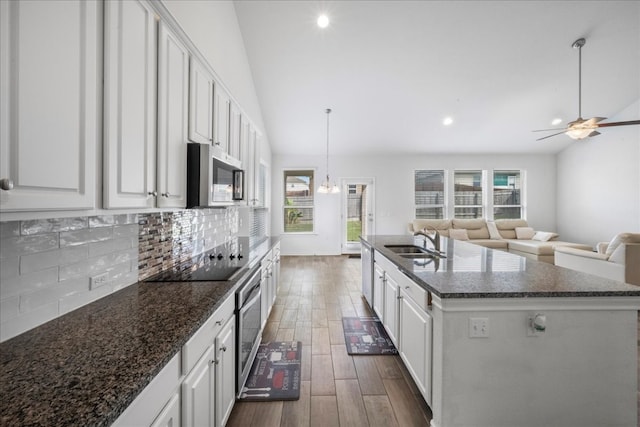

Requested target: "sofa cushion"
[
  {"left": 452, "top": 219, "right": 489, "bottom": 239},
  {"left": 532, "top": 231, "right": 559, "bottom": 242},
  {"left": 515, "top": 227, "right": 536, "bottom": 240},
  {"left": 508, "top": 240, "right": 592, "bottom": 256},
  {"left": 486, "top": 221, "right": 502, "bottom": 240},
  {"left": 605, "top": 233, "right": 640, "bottom": 257},
  {"left": 495, "top": 219, "right": 529, "bottom": 239},
  {"left": 555, "top": 246, "right": 609, "bottom": 261},
  {"left": 411, "top": 219, "right": 451, "bottom": 237},
  {"left": 449, "top": 229, "right": 469, "bottom": 240},
  {"left": 471, "top": 239, "right": 509, "bottom": 249}
]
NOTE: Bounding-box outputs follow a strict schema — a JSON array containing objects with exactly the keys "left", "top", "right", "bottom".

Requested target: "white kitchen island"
[{"left": 363, "top": 235, "right": 640, "bottom": 427}]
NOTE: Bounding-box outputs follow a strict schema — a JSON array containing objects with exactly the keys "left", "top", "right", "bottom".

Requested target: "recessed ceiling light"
[
  {"left": 551, "top": 118, "right": 562, "bottom": 126},
  {"left": 317, "top": 14, "right": 329, "bottom": 28},
  {"left": 443, "top": 117, "right": 453, "bottom": 126}
]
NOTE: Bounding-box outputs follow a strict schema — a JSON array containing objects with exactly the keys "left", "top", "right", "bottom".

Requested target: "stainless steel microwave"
[{"left": 187, "top": 143, "right": 244, "bottom": 207}]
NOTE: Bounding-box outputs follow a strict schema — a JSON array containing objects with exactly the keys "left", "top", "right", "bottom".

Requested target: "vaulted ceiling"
[{"left": 234, "top": 1, "right": 640, "bottom": 156}]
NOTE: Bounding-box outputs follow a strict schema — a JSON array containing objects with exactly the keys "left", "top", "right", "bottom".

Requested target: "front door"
[{"left": 341, "top": 178, "right": 375, "bottom": 254}]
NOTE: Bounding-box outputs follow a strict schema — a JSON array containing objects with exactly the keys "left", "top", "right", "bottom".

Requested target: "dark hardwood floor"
[
  {"left": 228, "top": 255, "right": 640, "bottom": 427},
  {"left": 227, "top": 255, "right": 432, "bottom": 427}
]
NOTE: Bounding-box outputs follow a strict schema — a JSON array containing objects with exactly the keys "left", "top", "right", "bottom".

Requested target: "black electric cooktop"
[{"left": 146, "top": 247, "right": 249, "bottom": 282}]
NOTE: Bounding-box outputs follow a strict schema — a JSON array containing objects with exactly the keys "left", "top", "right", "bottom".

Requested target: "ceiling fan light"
[{"left": 566, "top": 128, "right": 595, "bottom": 140}]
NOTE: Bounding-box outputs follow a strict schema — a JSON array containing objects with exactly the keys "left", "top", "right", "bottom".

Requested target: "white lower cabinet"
[
  {"left": 215, "top": 318, "right": 236, "bottom": 427},
  {"left": 113, "top": 353, "right": 182, "bottom": 427},
  {"left": 182, "top": 344, "right": 216, "bottom": 427},
  {"left": 151, "top": 391, "right": 181, "bottom": 427},
  {"left": 374, "top": 252, "right": 432, "bottom": 406},
  {"left": 399, "top": 287, "right": 432, "bottom": 405},
  {"left": 373, "top": 264, "right": 385, "bottom": 321},
  {"left": 182, "top": 315, "right": 236, "bottom": 427},
  {"left": 260, "top": 250, "right": 273, "bottom": 329},
  {"left": 383, "top": 273, "right": 399, "bottom": 347}
]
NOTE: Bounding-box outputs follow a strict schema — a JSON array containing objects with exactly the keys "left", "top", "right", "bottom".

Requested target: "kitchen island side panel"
[{"left": 430, "top": 299, "right": 637, "bottom": 427}]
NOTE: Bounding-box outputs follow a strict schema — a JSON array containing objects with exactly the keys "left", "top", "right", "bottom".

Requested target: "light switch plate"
[{"left": 90, "top": 272, "right": 109, "bottom": 289}]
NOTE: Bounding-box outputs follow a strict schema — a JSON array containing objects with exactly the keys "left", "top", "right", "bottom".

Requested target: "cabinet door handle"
[
  {"left": 0, "top": 178, "right": 14, "bottom": 191},
  {"left": 215, "top": 141, "right": 221, "bottom": 146},
  {"left": 161, "top": 192, "right": 170, "bottom": 197},
  {"left": 220, "top": 346, "right": 227, "bottom": 352},
  {"left": 397, "top": 295, "right": 403, "bottom": 300},
  {"left": 215, "top": 318, "right": 225, "bottom": 326},
  {"left": 147, "top": 191, "right": 157, "bottom": 197}
]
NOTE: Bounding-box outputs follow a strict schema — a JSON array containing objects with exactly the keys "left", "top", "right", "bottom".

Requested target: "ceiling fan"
[{"left": 534, "top": 38, "right": 640, "bottom": 141}]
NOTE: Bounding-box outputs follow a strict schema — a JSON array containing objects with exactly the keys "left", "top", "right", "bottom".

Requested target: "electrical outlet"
[
  {"left": 469, "top": 317, "right": 489, "bottom": 338},
  {"left": 90, "top": 272, "right": 109, "bottom": 289}
]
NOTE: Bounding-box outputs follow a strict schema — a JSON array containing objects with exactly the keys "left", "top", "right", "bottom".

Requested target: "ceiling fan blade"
[
  {"left": 532, "top": 127, "right": 568, "bottom": 132},
  {"left": 596, "top": 120, "right": 640, "bottom": 128},
  {"left": 536, "top": 131, "right": 568, "bottom": 141}
]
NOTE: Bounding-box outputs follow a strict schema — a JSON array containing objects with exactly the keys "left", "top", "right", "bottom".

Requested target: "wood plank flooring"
[
  {"left": 228, "top": 255, "right": 640, "bottom": 427},
  {"left": 227, "top": 255, "right": 432, "bottom": 427}
]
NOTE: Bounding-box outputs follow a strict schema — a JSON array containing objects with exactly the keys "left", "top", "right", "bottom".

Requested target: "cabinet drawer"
[
  {"left": 182, "top": 293, "right": 234, "bottom": 374},
  {"left": 395, "top": 269, "right": 429, "bottom": 312}
]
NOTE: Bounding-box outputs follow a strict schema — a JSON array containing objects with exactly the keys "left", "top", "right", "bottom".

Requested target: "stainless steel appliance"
[
  {"left": 236, "top": 269, "right": 262, "bottom": 392},
  {"left": 187, "top": 143, "right": 244, "bottom": 207}
]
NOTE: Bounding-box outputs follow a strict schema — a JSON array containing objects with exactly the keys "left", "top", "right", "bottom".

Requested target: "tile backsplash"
[
  {"left": 138, "top": 208, "right": 238, "bottom": 280},
  {"left": 0, "top": 207, "right": 244, "bottom": 342}
]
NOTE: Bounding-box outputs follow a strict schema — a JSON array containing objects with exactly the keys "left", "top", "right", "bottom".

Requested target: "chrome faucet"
[{"left": 413, "top": 227, "right": 441, "bottom": 253}]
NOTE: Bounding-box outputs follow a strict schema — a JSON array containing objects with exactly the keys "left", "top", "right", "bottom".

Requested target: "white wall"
[
  {"left": 557, "top": 100, "right": 640, "bottom": 246},
  {"left": 273, "top": 153, "right": 557, "bottom": 255}
]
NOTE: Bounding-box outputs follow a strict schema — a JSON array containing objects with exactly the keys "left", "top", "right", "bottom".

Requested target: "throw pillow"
[
  {"left": 532, "top": 231, "right": 558, "bottom": 242},
  {"left": 449, "top": 229, "right": 469, "bottom": 241},
  {"left": 605, "top": 233, "right": 640, "bottom": 257},
  {"left": 515, "top": 227, "right": 536, "bottom": 240},
  {"left": 486, "top": 221, "right": 502, "bottom": 240}
]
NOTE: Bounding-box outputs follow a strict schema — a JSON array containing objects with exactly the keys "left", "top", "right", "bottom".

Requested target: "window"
[
  {"left": 284, "top": 170, "right": 314, "bottom": 233},
  {"left": 493, "top": 170, "right": 522, "bottom": 219},
  {"left": 454, "top": 170, "right": 483, "bottom": 218},
  {"left": 414, "top": 170, "right": 445, "bottom": 219}
]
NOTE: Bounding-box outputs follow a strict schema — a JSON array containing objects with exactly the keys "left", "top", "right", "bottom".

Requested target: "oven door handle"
[{"left": 239, "top": 287, "right": 261, "bottom": 315}]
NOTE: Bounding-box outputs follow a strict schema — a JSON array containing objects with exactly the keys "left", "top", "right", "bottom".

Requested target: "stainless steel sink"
[
  {"left": 384, "top": 244, "right": 446, "bottom": 258},
  {"left": 384, "top": 245, "right": 430, "bottom": 254}
]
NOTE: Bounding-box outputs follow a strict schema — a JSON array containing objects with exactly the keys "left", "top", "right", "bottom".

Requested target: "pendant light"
[{"left": 318, "top": 108, "right": 340, "bottom": 194}]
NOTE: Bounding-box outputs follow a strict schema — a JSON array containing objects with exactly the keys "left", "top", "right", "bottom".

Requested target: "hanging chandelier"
[{"left": 318, "top": 108, "right": 340, "bottom": 194}]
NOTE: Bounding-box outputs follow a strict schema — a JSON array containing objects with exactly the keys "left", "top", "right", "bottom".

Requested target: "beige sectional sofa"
[
  {"left": 408, "top": 218, "right": 592, "bottom": 263},
  {"left": 555, "top": 233, "right": 640, "bottom": 285}
]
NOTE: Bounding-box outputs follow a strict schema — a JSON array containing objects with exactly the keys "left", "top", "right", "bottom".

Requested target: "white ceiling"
[{"left": 234, "top": 1, "right": 640, "bottom": 156}]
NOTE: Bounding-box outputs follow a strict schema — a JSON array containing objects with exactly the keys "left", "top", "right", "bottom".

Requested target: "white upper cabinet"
[
  {"left": 103, "top": 0, "right": 157, "bottom": 209},
  {"left": 229, "top": 101, "right": 242, "bottom": 163},
  {"left": 188, "top": 58, "right": 214, "bottom": 144},
  {"left": 213, "top": 83, "right": 230, "bottom": 154},
  {"left": 157, "top": 21, "right": 189, "bottom": 208},
  {"left": 0, "top": 0, "right": 99, "bottom": 211}
]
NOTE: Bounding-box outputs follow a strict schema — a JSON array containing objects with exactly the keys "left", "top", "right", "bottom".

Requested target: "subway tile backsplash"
[{"left": 0, "top": 208, "right": 242, "bottom": 342}]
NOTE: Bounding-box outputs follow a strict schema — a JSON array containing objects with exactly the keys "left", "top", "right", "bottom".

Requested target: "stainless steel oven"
[{"left": 236, "top": 269, "right": 262, "bottom": 392}]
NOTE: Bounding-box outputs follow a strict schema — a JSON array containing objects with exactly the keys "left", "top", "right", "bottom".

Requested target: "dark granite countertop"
[
  {"left": 363, "top": 235, "right": 640, "bottom": 299},
  {"left": 0, "top": 237, "right": 279, "bottom": 427}
]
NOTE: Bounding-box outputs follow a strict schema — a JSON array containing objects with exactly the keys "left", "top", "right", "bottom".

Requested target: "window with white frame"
[
  {"left": 414, "top": 170, "right": 445, "bottom": 219},
  {"left": 283, "top": 170, "right": 314, "bottom": 233},
  {"left": 493, "top": 170, "right": 523, "bottom": 219},
  {"left": 454, "top": 170, "right": 483, "bottom": 219}
]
